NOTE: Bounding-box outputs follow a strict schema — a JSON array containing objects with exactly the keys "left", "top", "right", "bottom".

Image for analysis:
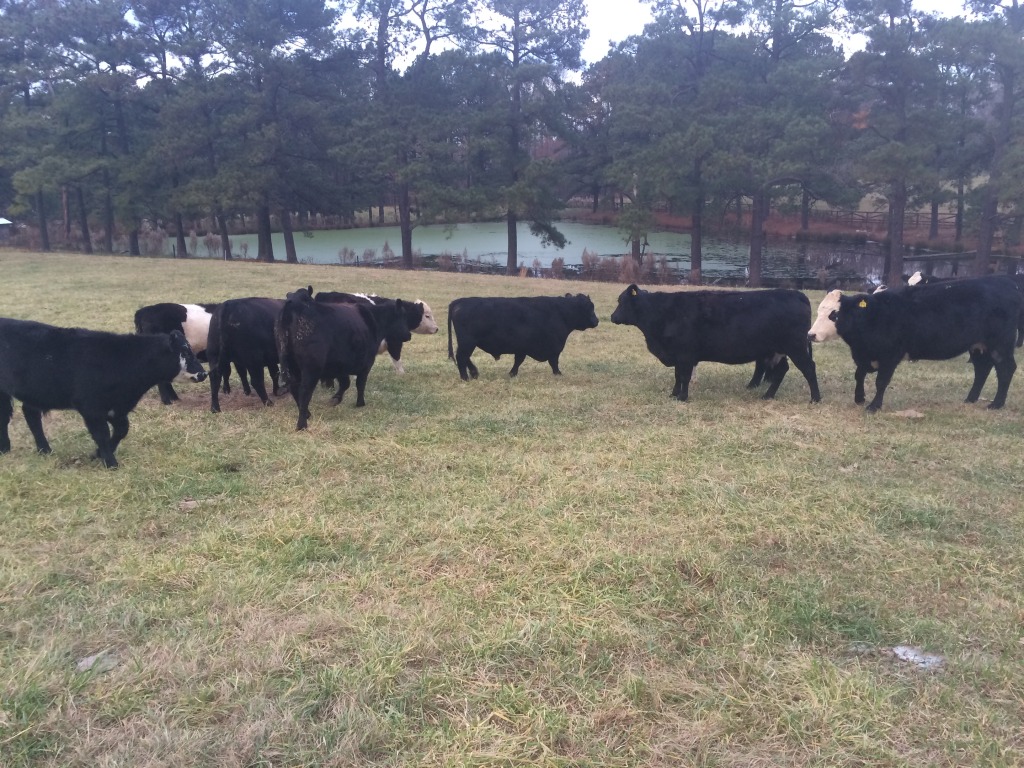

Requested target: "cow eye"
[{"left": 828, "top": 310, "right": 838, "bottom": 322}]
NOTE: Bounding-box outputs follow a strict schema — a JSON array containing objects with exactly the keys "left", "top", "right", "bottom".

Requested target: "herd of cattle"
[{"left": 1, "top": 273, "right": 1022, "bottom": 468}]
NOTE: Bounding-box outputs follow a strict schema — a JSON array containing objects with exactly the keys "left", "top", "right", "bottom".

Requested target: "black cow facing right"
[
  {"left": 831, "top": 276, "right": 1022, "bottom": 411},
  {"left": 0, "top": 318, "right": 206, "bottom": 467},
  {"left": 611, "top": 284, "right": 821, "bottom": 402},
  {"left": 447, "top": 294, "right": 599, "bottom": 380},
  {"left": 276, "top": 287, "right": 411, "bottom": 430}
]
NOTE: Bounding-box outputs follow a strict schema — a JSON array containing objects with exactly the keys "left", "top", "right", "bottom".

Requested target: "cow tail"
[
  {"left": 447, "top": 304, "right": 455, "bottom": 361},
  {"left": 276, "top": 300, "right": 298, "bottom": 388}
]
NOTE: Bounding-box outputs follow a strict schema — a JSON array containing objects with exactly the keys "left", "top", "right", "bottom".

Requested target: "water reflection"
[{"left": 222, "top": 221, "right": 893, "bottom": 286}]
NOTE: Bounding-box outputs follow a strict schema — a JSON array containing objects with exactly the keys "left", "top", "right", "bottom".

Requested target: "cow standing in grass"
[
  {"left": 611, "top": 284, "right": 820, "bottom": 402},
  {"left": 276, "top": 287, "right": 412, "bottom": 430},
  {"left": 314, "top": 291, "right": 438, "bottom": 373},
  {"left": 447, "top": 294, "right": 599, "bottom": 380},
  {"left": 0, "top": 318, "right": 206, "bottom": 467},
  {"left": 828, "top": 276, "right": 1021, "bottom": 411}
]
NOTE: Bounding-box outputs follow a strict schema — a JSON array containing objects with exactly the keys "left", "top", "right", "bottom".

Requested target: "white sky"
[{"left": 581, "top": 0, "right": 971, "bottom": 66}]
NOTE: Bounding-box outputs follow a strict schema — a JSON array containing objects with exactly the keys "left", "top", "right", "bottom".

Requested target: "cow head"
[
  {"left": 807, "top": 290, "right": 844, "bottom": 343},
  {"left": 610, "top": 284, "right": 644, "bottom": 326},
  {"left": 391, "top": 299, "right": 413, "bottom": 343},
  {"left": 414, "top": 300, "right": 439, "bottom": 334},
  {"left": 832, "top": 292, "right": 876, "bottom": 339},
  {"left": 569, "top": 293, "right": 600, "bottom": 329},
  {"left": 169, "top": 330, "right": 207, "bottom": 382}
]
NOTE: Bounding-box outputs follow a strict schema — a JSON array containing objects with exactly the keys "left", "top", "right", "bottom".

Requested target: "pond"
[{"left": 212, "top": 221, "right": 890, "bottom": 285}]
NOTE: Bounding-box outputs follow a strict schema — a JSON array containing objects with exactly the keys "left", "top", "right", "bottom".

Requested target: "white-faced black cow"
[
  {"left": 0, "top": 318, "right": 206, "bottom": 468},
  {"left": 447, "top": 294, "right": 599, "bottom": 380},
  {"left": 314, "top": 290, "right": 438, "bottom": 373},
  {"left": 207, "top": 298, "right": 285, "bottom": 413},
  {"left": 276, "top": 287, "right": 412, "bottom": 430},
  {"left": 830, "top": 276, "right": 1022, "bottom": 411},
  {"left": 611, "top": 284, "right": 821, "bottom": 402}
]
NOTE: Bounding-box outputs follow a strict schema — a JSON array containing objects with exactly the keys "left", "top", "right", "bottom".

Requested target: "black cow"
[
  {"left": 447, "top": 294, "right": 599, "bottom": 380},
  {"left": 314, "top": 290, "right": 435, "bottom": 373},
  {"left": 0, "top": 318, "right": 206, "bottom": 468},
  {"left": 831, "top": 276, "right": 1022, "bottom": 411},
  {"left": 611, "top": 284, "right": 821, "bottom": 402},
  {"left": 134, "top": 301, "right": 241, "bottom": 404},
  {"left": 207, "top": 298, "right": 285, "bottom": 413},
  {"left": 276, "top": 287, "right": 412, "bottom": 430},
  {"left": 905, "top": 271, "right": 1024, "bottom": 347}
]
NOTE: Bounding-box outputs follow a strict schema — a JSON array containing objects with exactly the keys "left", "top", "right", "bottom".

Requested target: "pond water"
[{"left": 215, "top": 221, "right": 889, "bottom": 285}]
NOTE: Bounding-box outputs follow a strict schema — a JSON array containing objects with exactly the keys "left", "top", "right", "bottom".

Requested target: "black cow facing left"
[
  {"left": 831, "top": 276, "right": 1022, "bottom": 411},
  {"left": 447, "top": 294, "right": 600, "bottom": 380},
  {"left": 611, "top": 284, "right": 821, "bottom": 402},
  {"left": 0, "top": 318, "right": 206, "bottom": 468}
]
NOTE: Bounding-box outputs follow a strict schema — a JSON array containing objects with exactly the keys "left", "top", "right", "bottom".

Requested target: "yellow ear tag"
[
  {"left": 630, "top": 287, "right": 638, "bottom": 296},
  {"left": 858, "top": 299, "right": 867, "bottom": 308}
]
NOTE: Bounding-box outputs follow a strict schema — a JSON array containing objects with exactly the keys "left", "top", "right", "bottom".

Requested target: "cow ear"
[
  {"left": 628, "top": 284, "right": 639, "bottom": 297},
  {"left": 395, "top": 298, "right": 404, "bottom": 310}
]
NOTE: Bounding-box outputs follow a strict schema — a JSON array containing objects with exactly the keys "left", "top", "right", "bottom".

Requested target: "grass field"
[{"left": 1, "top": 250, "right": 1022, "bottom": 767}]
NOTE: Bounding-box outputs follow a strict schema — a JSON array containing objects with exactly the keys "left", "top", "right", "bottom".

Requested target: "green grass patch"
[{"left": 1, "top": 250, "right": 1022, "bottom": 766}]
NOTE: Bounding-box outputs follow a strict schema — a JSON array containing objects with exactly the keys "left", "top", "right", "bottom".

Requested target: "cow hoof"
[
  {"left": 263, "top": 400, "right": 274, "bottom": 407},
  {"left": 211, "top": 406, "right": 221, "bottom": 414},
  {"left": 37, "top": 446, "right": 53, "bottom": 455},
  {"left": 987, "top": 401, "right": 1004, "bottom": 410},
  {"left": 865, "top": 405, "right": 881, "bottom": 414}
]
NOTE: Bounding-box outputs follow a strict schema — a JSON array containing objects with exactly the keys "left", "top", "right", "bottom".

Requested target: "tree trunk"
[
  {"left": 929, "top": 199, "right": 939, "bottom": 240},
  {"left": 257, "top": 203, "right": 274, "bottom": 262},
  {"left": 76, "top": 186, "right": 93, "bottom": 254},
  {"left": 399, "top": 182, "right": 414, "bottom": 269},
  {"left": 886, "top": 184, "right": 907, "bottom": 286},
  {"left": 217, "top": 210, "right": 232, "bottom": 259},
  {"left": 748, "top": 190, "right": 766, "bottom": 288},
  {"left": 801, "top": 188, "right": 811, "bottom": 231},
  {"left": 175, "top": 213, "right": 188, "bottom": 258},
  {"left": 102, "top": 183, "right": 115, "bottom": 253},
  {"left": 506, "top": 211, "right": 518, "bottom": 275},
  {"left": 690, "top": 192, "right": 704, "bottom": 286},
  {"left": 36, "top": 189, "right": 50, "bottom": 252},
  {"left": 631, "top": 236, "right": 642, "bottom": 264},
  {"left": 129, "top": 228, "right": 140, "bottom": 256},
  {"left": 282, "top": 208, "right": 297, "bottom": 263},
  {"left": 955, "top": 178, "right": 965, "bottom": 242}
]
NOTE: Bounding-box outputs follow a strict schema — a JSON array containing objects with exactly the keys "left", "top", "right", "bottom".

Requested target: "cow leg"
[
  {"left": 456, "top": 346, "right": 478, "bottom": 380},
  {"left": 247, "top": 365, "right": 273, "bottom": 406},
  {"left": 83, "top": 415, "right": 117, "bottom": 468},
  {"left": 354, "top": 371, "right": 368, "bottom": 407},
  {"left": 746, "top": 360, "right": 766, "bottom": 388},
  {"left": 209, "top": 363, "right": 223, "bottom": 413},
  {"left": 989, "top": 354, "right": 1016, "bottom": 409},
  {"left": 22, "top": 405, "right": 51, "bottom": 454},
  {"left": 866, "top": 359, "right": 900, "bottom": 413},
  {"left": 761, "top": 357, "right": 790, "bottom": 399},
  {"left": 270, "top": 363, "right": 286, "bottom": 396},
  {"left": 157, "top": 381, "right": 179, "bottom": 405},
  {"left": 108, "top": 414, "right": 130, "bottom": 453},
  {"left": 549, "top": 354, "right": 562, "bottom": 376},
  {"left": 295, "top": 374, "right": 318, "bottom": 430},
  {"left": 966, "top": 349, "right": 994, "bottom": 403},
  {"left": 331, "top": 376, "right": 350, "bottom": 405},
  {"left": 673, "top": 364, "right": 695, "bottom": 401},
  {"left": 787, "top": 348, "right": 821, "bottom": 403},
  {"left": 853, "top": 364, "right": 869, "bottom": 405},
  {"left": 0, "top": 394, "right": 12, "bottom": 453},
  {"left": 509, "top": 353, "right": 527, "bottom": 377}
]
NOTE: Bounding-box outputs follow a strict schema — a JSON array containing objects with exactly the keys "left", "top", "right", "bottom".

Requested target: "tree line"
[{"left": 0, "top": 0, "right": 1021, "bottom": 286}]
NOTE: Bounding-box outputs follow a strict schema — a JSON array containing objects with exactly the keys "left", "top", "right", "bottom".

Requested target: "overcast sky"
[{"left": 581, "top": 0, "right": 972, "bottom": 66}]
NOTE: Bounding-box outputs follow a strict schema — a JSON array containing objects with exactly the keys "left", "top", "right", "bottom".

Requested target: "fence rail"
[{"left": 810, "top": 209, "right": 959, "bottom": 231}]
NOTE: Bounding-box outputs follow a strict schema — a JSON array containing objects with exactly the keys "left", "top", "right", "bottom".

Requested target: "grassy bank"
[{"left": 1, "top": 251, "right": 1022, "bottom": 766}]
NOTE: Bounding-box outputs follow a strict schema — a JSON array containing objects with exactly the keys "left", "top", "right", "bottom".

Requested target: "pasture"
[{"left": 1, "top": 250, "right": 1022, "bottom": 766}]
